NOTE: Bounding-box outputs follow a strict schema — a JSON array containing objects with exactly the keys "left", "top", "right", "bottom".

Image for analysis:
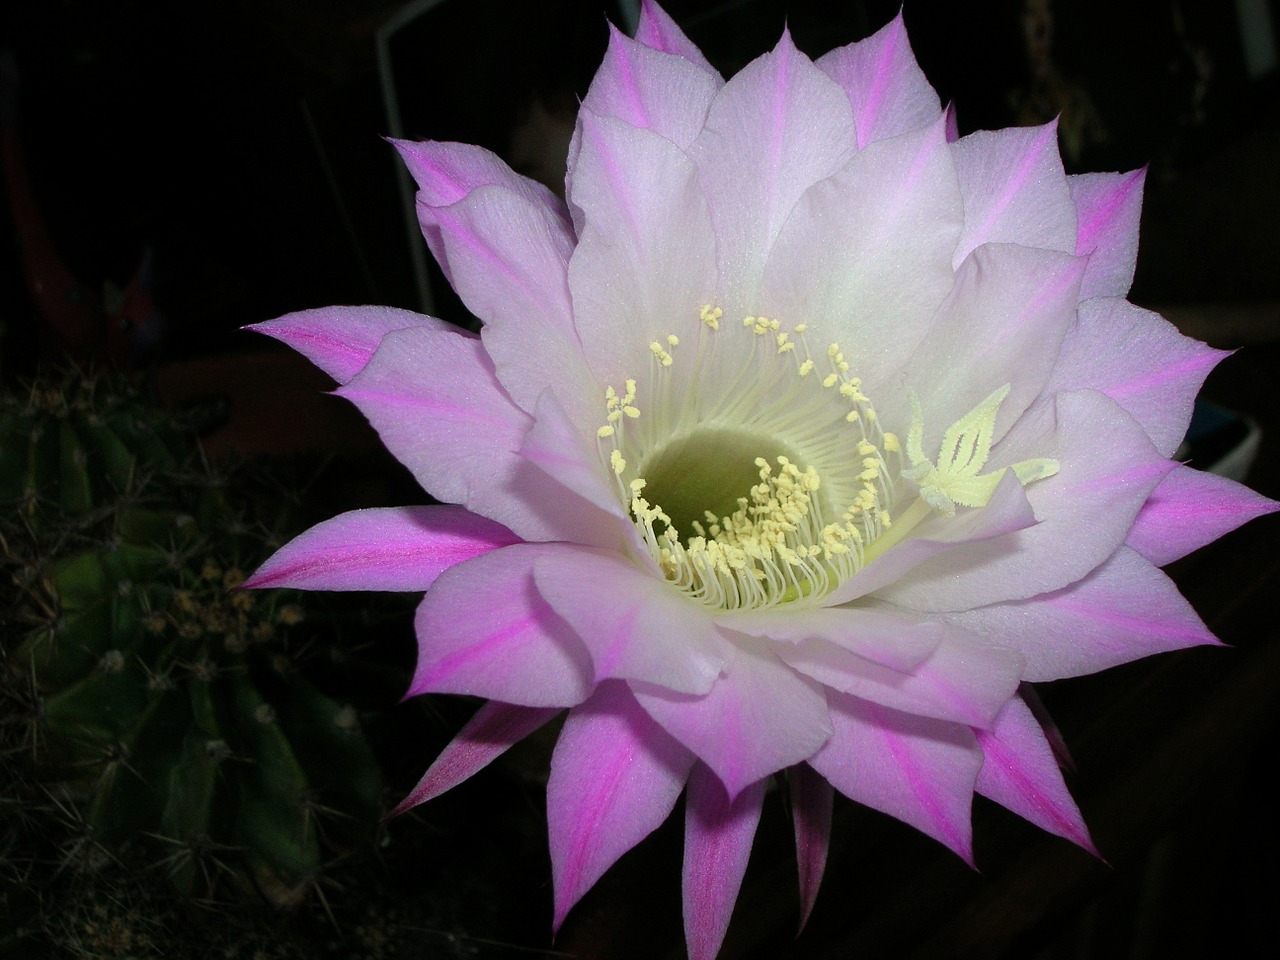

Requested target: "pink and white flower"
[{"left": 246, "top": 4, "right": 1276, "bottom": 957}]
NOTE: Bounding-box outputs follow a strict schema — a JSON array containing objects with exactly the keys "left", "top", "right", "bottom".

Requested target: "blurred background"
[{"left": 1, "top": 1, "right": 1278, "bottom": 958}]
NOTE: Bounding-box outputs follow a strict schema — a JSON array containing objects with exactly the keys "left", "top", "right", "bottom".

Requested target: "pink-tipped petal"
[
  {"left": 393, "top": 139, "right": 596, "bottom": 424},
  {"left": 246, "top": 305, "right": 442, "bottom": 385},
  {"left": 534, "top": 546, "right": 724, "bottom": 694},
  {"left": 944, "top": 546, "right": 1219, "bottom": 682},
  {"left": 632, "top": 636, "right": 832, "bottom": 799},
  {"left": 683, "top": 764, "right": 767, "bottom": 960},
  {"left": 1127, "top": 464, "right": 1280, "bottom": 566},
  {"left": 950, "top": 120, "right": 1077, "bottom": 266},
  {"left": 816, "top": 11, "right": 942, "bottom": 150},
  {"left": 1045, "top": 298, "right": 1227, "bottom": 457},
  {"left": 1070, "top": 167, "right": 1146, "bottom": 299},
  {"left": 689, "top": 31, "right": 856, "bottom": 308},
  {"left": 395, "top": 138, "right": 571, "bottom": 217},
  {"left": 420, "top": 183, "right": 597, "bottom": 425},
  {"left": 585, "top": 23, "right": 719, "bottom": 149},
  {"left": 811, "top": 692, "right": 982, "bottom": 864},
  {"left": 389, "top": 701, "right": 559, "bottom": 817},
  {"left": 548, "top": 681, "right": 696, "bottom": 929},
  {"left": 1021, "top": 684, "right": 1076, "bottom": 772},
  {"left": 790, "top": 763, "right": 833, "bottom": 931},
  {"left": 410, "top": 544, "right": 595, "bottom": 707},
  {"left": 974, "top": 696, "right": 1098, "bottom": 853},
  {"left": 338, "top": 325, "right": 614, "bottom": 546},
  {"left": 635, "top": 0, "right": 721, "bottom": 77},
  {"left": 243, "top": 505, "right": 518, "bottom": 592}
]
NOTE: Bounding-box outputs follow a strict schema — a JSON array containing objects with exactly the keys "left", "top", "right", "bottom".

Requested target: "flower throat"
[{"left": 595, "top": 306, "right": 903, "bottom": 612}]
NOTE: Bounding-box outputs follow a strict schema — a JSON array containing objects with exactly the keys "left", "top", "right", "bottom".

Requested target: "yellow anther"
[
  {"left": 828, "top": 343, "right": 840, "bottom": 357},
  {"left": 822, "top": 373, "right": 839, "bottom": 388},
  {"left": 883, "top": 432, "right": 900, "bottom": 453},
  {"left": 597, "top": 425, "right": 615, "bottom": 438},
  {"left": 610, "top": 449, "right": 626, "bottom": 475},
  {"left": 623, "top": 406, "right": 640, "bottom": 418},
  {"left": 667, "top": 334, "right": 680, "bottom": 346},
  {"left": 700, "top": 304, "right": 722, "bottom": 329},
  {"left": 798, "top": 359, "right": 814, "bottom": 376},
  {"left": 794, "top": 323, "right": 807, "bottom": 333}
]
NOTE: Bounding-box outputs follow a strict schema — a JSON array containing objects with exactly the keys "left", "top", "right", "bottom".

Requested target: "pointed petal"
[
  {"left": 433, "top": 191, "right": 597, "bottom": 426},
  {"left": 337, "top": 324, "right": 523, "bottom": 509},
  {"left": 1044, "top": 298, "right": 1227, "bottom": 457},
  {"left": 882, "top": 390, "right": 1174, "bottom": 611},
  {"left": 810, "top": 692, "right": 982, "bottom": 863},
  {"left": 395, "top": 137, "right": 572, "bottom": 216},
  {"left": 727, "top": 600, "right": 942, "bottom": 672},
  {"left": 689, "top": 32, "right": 856, "bottom": 309},
  {"left": 944, "top": 546, "right": 1219, "bottom": 682},
  {"left": 410, "top": 544, "right": 595, "bottom": 707},
  {"left": 790, "top": 763, "right": 833, "bottom": 931},
  {"left": 1127, "top": 464, "right": 1279, "bottom": 566},
  {"left": 974, "top": 696, "right": 1097, "bottom": 853},
  {"left": 816, "top": 12, "right": 942, "bottom": 150},
  {"left": 632, "top": 636, "right": 832, "bottom": 799},
  {"left": 635, "top": 0, "right": 721, "bottom": 77},
  {"left": 567, "top": 108, "right": 719, "bottom": 388},
  {"left": 774, "top": 628, "right": 1024, "bottom": 729},
  {"left": 394, "top": 139, "right": 597, "bottom": 426},
  {"left": 246, "top": 305, "right": 441, "bottom": 384},
  {"left": 534, "top": 545, "right": 724, "bottom": 694},
  {"left": 683, "top": 764, "right": 766, "bottom": 960},
  {"left": 394, "top": 138, "right": 572, "bottom": 279},
  {"left": 585, "top": 24, "right": 720, "bottom": 149},
  {"left": 761, "top": 118, "right": 962, "bottom": 391},
  {"left": 389, "top": 701, "right": 559, "bottom": 817},
  {"left": 897, "top": 243, "right": 1085, "bottom": 452},
  {"left": 548, "top": 681, "right": 696, "bottom": 929},
  {"left": 950, "top": 121, "right": 1077, "bottom": 267},
  {"left": 1021, "top": 684, "right": 1076, "bottom": 771},
  {"left": 337, "top": 325, "right": 612, "bottom": 545},
  {"left": 243, "top": 505, "right": 518, "bottom": 592},
  {"left": 1070, "top": 167, "right": 1146, "bottom": 299}
]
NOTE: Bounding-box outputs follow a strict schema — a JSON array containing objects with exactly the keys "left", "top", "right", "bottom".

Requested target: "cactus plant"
[{"left": 2, "top": 366, "right": 385, "bottom": 906}]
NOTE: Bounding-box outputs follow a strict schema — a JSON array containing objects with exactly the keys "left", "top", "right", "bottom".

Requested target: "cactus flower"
[{"left": 246, "top": 4, "right": 1276, "bottom": 957}]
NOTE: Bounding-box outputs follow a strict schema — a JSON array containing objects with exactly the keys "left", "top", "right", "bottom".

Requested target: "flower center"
[{"left": 593, "top": 306, "right": 1058, "bottom": 613}]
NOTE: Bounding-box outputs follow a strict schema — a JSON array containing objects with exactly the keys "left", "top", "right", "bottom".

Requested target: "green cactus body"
[
  {"left": 0, "top": 370, "right": 183, "bottom": 517},
  {"left": 4, "top": 369, "right": 385, "bottom": 905}
]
